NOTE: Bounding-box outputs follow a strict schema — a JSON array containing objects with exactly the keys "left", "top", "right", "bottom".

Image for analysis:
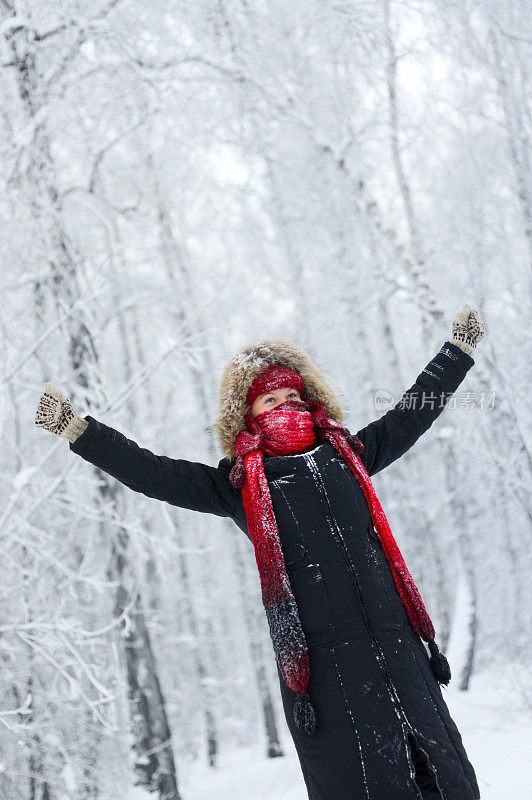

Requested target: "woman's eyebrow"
[{"left": 263, "top": 388, "right": 299, "bottom": 398}]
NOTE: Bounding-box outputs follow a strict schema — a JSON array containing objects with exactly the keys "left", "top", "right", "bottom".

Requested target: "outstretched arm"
[
  {"left": 355, "top": 304, "right": 484, "bottom": 477},
  {"left": 35, "top": 385, "right": 239, "bottom": 518}
]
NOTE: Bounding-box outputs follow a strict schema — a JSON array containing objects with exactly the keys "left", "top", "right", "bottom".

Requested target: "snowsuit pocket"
[{"left": 283, "top": 542, "right": 309, "bottom": 570}]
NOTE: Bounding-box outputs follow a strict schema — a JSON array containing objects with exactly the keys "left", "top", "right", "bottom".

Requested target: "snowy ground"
[{"left": 128, "top": 663, "right": 531, "bottom": 800}]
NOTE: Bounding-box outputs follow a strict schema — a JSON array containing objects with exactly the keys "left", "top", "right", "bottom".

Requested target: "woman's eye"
[{"left": 265, "top": 393, "right": 297, "bottom": 404}]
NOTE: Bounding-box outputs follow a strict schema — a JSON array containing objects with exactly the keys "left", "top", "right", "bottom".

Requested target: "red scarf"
[{"left": 229, "top": 367, "right": 450, "bottom": 735}]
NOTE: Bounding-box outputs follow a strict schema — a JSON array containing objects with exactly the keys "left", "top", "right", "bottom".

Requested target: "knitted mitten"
[
  {"left": 35, "top": 382, "right": 89, "bottom": 443},
  {"left": 451, "top": 304, "right": 485, "bottom": 357}
]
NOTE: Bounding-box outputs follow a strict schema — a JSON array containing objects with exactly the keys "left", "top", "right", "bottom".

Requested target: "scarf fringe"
[
  {"left": 293, "top": 691, "right": 317, "bottom": 735},
  {"left": 428, "top": 640, "right": 452, "bottom": 685}
]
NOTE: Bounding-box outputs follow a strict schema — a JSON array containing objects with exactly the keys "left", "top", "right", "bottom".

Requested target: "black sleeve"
[
  {"left": 354, "top": 341, "right": 475, "bottom": 477},
  {"left": 69, "top": 415, "right": 240, "bottom": 518}
]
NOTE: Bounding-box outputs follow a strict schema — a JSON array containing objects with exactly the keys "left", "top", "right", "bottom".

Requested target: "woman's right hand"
[
  {"left": 451, "top": 304, "right": 485, "bottom": 357},
  {"left": 35, "top": 382, "right": 89, "bottom": 443}
]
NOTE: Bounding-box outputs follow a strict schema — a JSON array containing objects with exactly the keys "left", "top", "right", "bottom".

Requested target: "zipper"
[
  {"left": 406, "top": 731, "right": 446, "bottom": 800},
  {"left": 306, "top": 455, "right": 444, "bottom": 799}
]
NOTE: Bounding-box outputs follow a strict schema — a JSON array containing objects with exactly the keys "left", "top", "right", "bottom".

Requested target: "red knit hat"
[{"left": 246, "top": 364, "right": 306, "bottom": 408}]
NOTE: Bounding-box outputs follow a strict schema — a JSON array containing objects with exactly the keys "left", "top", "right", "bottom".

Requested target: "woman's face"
[{"left": 251, "top": 386, "right": 301, "bottom": 418}]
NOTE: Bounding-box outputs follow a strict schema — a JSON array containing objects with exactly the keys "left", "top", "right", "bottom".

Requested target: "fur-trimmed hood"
[{"left": 214, "top": 338, "right": 347, "bottom": 460}]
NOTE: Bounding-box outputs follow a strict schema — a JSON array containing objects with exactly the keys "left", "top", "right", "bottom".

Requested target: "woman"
[{"left": 35, "top": 304, "right": 484, "bottom": 800}]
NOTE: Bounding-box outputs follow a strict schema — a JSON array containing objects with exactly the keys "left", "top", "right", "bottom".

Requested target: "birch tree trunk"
[
  {"left": 3, "top": 9, "right": 181, "bottom": 796},
  {"left": 442, "top": 441, "right": 478, "bottom": 690},
  {"left": 487, "top": 24, "right": 532, "bottom": 281},
  {"left": 383, "top": 0, "right": 444, "bottom": 342},
  {"left": 106, "top": 510, "right": 180, "bottom": 799},
  {"left": 106, "top": 284, "right": 181, "bottom": 798}
]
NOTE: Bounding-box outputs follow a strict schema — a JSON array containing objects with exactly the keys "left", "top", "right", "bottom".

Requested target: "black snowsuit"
[{"left": 69, "top": 340, "right": 481, "bottom": 800}]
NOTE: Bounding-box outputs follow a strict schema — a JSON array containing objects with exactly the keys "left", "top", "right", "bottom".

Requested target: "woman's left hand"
[{"left": 451, "top": 304, "right": 485, "bottom": 357}]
